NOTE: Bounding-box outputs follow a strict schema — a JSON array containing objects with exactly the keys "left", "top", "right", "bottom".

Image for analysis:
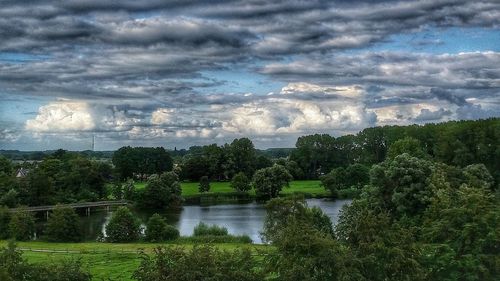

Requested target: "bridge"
[{"left": 8, "top": 200, "right": 130, "bottom": 218}]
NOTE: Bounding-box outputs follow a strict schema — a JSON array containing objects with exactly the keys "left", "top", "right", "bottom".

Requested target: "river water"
[{"left": 77, "top": 199, "right": 351, "bottom": 243}]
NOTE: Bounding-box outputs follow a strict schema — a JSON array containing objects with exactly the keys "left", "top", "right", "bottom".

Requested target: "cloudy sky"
[{"left": 0, "top": 0, "right": 499, "bottom": 150}]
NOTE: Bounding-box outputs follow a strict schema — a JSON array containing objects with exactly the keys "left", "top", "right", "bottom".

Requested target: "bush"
[
  {"left": 178, "top": 234, "right": 252, "bottom": 244},
  {"left": 9, "top": 210, "right": 35, "bottom": 241},
  {"left": 230, "top": 172, "right": 251, "bottom": 192},
  {"left": 105, "top": 206, "right": 141, "bottom": 243},
  {"left": 193, "top": 222, "right": 228, "bottom": 236},
  {"left": 133, "top": 245, "right": 263, "bottom": 281},
  {"left": 199, "top": 176, "right": 210, "bottom": 193},
  {"left": 145, "top": 214, "right": 179, "bottom": 242},
  {"left": 45, "top": 205, "right": 81, "bottom": 242}
]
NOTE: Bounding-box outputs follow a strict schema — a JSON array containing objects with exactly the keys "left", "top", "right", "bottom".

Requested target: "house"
[{"left": 16, "top": 168, "right": 29, "bottom": 178}]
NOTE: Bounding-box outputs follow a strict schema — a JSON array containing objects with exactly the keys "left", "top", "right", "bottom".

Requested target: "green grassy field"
[
  {"left": 0, "top": 240, "right": 269, "bottom": 280},
  {"left": 135, "top": 180, "right": 329, "bottom": 198}
]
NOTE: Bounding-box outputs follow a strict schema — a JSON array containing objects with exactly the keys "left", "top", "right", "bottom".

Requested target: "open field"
[
  {"left": 134, "top": 180, "right": 329, "bottom": 198},
  {"left": 0, "top": 240, "right": 269, "bottom": 281}
]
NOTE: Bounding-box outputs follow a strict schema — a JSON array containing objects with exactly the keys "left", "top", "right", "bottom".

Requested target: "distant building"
[{"left": 16, "top": 168, "right": 29, "bottom": 178}]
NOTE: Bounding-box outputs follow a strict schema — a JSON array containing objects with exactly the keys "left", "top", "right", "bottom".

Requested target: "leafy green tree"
[
  {"left": 140, "top": 172, "right": 182, "bottom": 209},
  {"left": 145, "top": 214, "right": 179, "bottom": 242},
  {"left": 230, "top": 172, "right": 251, "bottom": 192},
  {"left": 386, "top": 137, "right": 427, "bottom": 160},
  {"left": 0, "top": 189, "right": 18, "bottom": 208},
  {"left": 198, "top": 176, "right": 210, "bottom": 193},
  {"left": 113, "top": 146, "right": 173, "bottom": 180},
  {"left": 320, "top": 167, "right": 345, "bottom": 197},
  {"left": 252, "top": 165, "right": 292, "bottom": 199},
  {"left": 229, "top": 138, "right": 257, "bottom": 177},
  {"left": 420, "top": 185, "right": 499, "bottom": 280},
  {"left": 9, "top": 210, "right": 35, "bottom": 241},
  {"left": 290, "top": 134, "right": 337, "bottom": 179},
  {"left": 463, "top": 163, "right": 494, "bottom": 190},
  {"left": 369, "top": 153, "right": 434, "bottom": 217},
  {"left": 105, "top": 207, "right": 141, "bottom": 243},
  {"left": 45, "top": 205, "right": 81, "bottom": 242},
  {"left": 345, "top": 163, "right": 370, "bottom": 188},
  {"left": 262, "top": 197, "right": 334, "bottom": 243},
  {"left": 133, "top": 245, "right": 263, "bottom": 281},
  {"left": 0, "top": 206, "right": 10, "bottom": 239}
]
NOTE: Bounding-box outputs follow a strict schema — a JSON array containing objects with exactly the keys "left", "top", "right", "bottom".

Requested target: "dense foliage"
[
  {"left": 230, "top": 172, "right": 251, "bottom": 192},
  {"left": 112, "top": 146, "right": 173, "bottom": 180},
  {"left": 138, "top": 172, "right": 182, "bottom": 209},
  {"left": 9, "top": 210, "right": 35, "bottom": 241},
  {"left": 145, "top": 213, "right": 179, "bottom": 242},
  {"left": 105, "top": 206, "right": 142, "bottom": 243},
  {"left": 133, "top": 245, "right": 263, "bottom": 281},
  {"left": 45, "top": 205, "right": 81, "bottom": 242}
]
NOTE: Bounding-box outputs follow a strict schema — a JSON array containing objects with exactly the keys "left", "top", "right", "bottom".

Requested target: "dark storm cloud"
[{"left": 1, "top": 0, "right": 500, "bottom": 149}]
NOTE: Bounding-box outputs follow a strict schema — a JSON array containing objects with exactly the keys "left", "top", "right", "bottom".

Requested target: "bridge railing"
[{"left": 8, "top": 200, "right": 130, "bottom": 213}]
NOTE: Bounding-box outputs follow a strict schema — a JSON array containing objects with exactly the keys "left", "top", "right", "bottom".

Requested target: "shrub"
[
  {"left": 9, "top": 210, "right": 35, "bottom": 241},
  {"left": 193, "top": 222, "right": 228, "bottom": 236},
  {"left": 45, "top": 205, "right": 81, "bottom": 242},
  {"left": 105, "top": 206, "right": 141, "bottom": 243},
  {"left": 145, "top": 214, "right": 179, "bottom": 242},
  {"left": 199, "top": 176, "right": 210, "bottom": 193}
]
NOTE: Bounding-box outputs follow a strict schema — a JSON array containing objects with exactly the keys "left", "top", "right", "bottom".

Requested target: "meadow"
[{"left": 135, "top": 180, "right": 329, "bottom": 198}]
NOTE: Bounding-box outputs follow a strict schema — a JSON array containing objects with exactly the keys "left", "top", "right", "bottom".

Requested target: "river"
[{"left": 76, "top": 199, "right": 351, "bottom": 244}]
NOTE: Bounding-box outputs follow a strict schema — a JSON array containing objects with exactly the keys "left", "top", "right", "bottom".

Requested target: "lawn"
[
  {"left": 0, "top": 240, "right": 269, "bottom": 281},
  {"left": 134, "top": 180, "right": 329, "bottom": 198}
]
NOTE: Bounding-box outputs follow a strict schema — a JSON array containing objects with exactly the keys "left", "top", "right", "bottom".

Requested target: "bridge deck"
[{"left": 8, "top": 200, "right": 129, "bottom": 212}]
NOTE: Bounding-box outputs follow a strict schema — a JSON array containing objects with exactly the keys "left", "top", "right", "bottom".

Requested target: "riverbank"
[{"left": 0, "top": 240, "right": 269, "bottom": 280}]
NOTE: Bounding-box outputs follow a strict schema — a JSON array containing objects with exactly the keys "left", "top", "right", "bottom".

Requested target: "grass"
[
  {"left": 134, "top": 180, "right": 329, "bottom": 198},
  {"left": 0, "top": 240, "right": 269, "bottom": 281}
]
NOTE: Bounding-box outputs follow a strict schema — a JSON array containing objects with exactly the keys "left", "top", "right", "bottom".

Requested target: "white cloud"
[{"left": 26, "top": 101, "right": 95, "bottom": 132}]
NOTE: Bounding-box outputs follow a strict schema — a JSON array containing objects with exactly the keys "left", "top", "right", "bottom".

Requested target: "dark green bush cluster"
[{"left": 133, "top": 245, "right": 263, "bottom": 281}]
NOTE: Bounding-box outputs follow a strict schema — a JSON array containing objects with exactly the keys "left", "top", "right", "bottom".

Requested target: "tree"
[
  {"left": 386, "top": 137, "right": 427, "bottom": 160},
  {"left": 198, "top": 176, "right": 210, "bottom": 193},
  {"left": 9, "top": 210, "right": 35, "bottom": 241},
  {"left": 139, "top": 172, "right": 182, "bottom": 209},
  {"left": 229, "top": 138, "right": 257, "bottom": 177},
  {"left": 45, "top": 205, "right": 81, "bottom": 242},
  {"left": 145, "top": 214, "right": 179, "bottom": 242},
  {"left": 420, "top": 185, "right": 499, "bottom": 280},
  {"left": 262, "top": 197, "right": 334, "bottom": 244},
  {"left": 369, "top": 153, "right": 434, "bottom": 217},
  {"left": 113, "top": 147, "right": 173, "bottom": 180},
  {"left": 290, "top": 134, "right": 337, "bottom": 179},
  {"left": 230, "top": 172, "right": 251, "bottom": 192},
  {"left": 0, "top": 189, "right": 18, "bottom": 208},
  {"left": 463, "top": 163, "right": 494, "bottom": 190},
  {"left": 105, "top": 207, "right": 141, "bottom": 243},
  {"left": 133, "top": 245, "right": 263, "bottom": 281},
  {"left": 252, "top": 165, "right": 292, "bottom": 199},
  {"left": 0, "top": 206, "right": 10, "bottom": 239},
  {"left": 320, "top": 167, "right": 345, "bottom": 197}
]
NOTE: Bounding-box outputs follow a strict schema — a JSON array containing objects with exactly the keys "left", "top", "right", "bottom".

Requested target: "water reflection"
[{"left": 77, "top": 199, "right": 351, "bottom": 244}]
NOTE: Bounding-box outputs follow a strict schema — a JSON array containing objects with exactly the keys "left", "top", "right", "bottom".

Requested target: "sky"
[{"left": 0, "top": 0, "right": 499, "bottom": 151}]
